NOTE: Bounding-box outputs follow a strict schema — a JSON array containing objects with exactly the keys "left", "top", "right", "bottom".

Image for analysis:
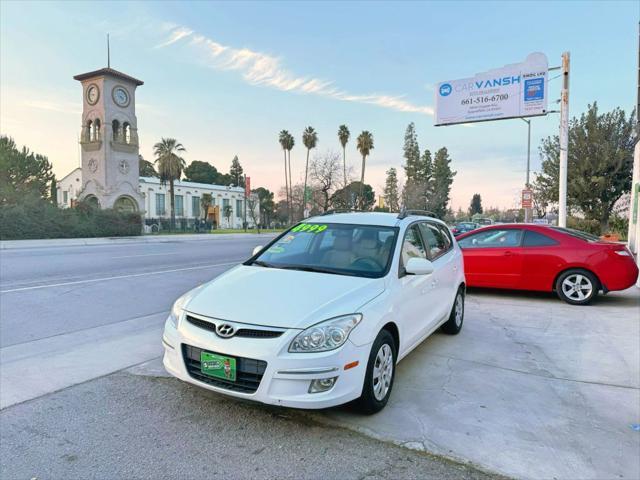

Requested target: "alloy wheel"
[
  {"left": 372, "top": 344, "right": 393, "bottom": 401},
  {"left": 454, "top": 293, "right": 464, "bottom": 327},
  {"left": 561, "top": 274, "right": 593, "bottom": 302}
]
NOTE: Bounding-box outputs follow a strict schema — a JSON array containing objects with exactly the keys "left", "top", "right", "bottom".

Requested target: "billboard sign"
[
  {"left": 521, "top": 188, "right": 533, "bottom": 208},
  {"left": 435, "top": 53, "right": 548, "bottom": 126}
]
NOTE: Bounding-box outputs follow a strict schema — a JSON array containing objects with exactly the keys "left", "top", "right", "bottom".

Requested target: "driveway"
[{"left": 314, "top": 287, "right": 640, "bottom": 480}]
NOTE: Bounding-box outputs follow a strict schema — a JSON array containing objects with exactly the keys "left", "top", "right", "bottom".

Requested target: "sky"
[{"left": 1, "top": 0, "right": 638, "bottom": 211}]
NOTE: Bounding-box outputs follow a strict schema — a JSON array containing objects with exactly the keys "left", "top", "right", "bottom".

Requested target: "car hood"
[{"left": 185, "top": 265, "right": 385, "bottom": 329}]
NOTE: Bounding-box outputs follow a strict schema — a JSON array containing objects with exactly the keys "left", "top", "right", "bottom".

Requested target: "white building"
[
  {"left": 59, "top": 63, "right": 258, "bottom": 229},
  {"left": 57, "top": 172, "right": 259, "bottom": 229}
]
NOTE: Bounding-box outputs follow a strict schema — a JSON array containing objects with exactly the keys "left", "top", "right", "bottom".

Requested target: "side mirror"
[
  {"left": 252, "top": 245, "right": 263, "bottom": 256},
  {"left": 405, "top": 257, "right": 434, "bottom": 275}
]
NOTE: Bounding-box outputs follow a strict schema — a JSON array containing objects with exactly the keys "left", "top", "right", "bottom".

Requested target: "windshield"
[{"left": 249, "top": 222, "right": 398, "bottom": 278}]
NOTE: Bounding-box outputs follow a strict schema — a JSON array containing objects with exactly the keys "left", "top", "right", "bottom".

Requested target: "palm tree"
[
  {"left": 337, "top": 125, "right": 350, "bottom": 206},
  {"left": 302, "top": 126, "right": 318, "bottom": 217},
  {"left": 278, "top": 130, "right": 291, "bottom": 222},
  {"left": 285, "top": 132, "right": 295, "bottom": 222},
  {"left": 356, "top": 131, "right": 374, "bottom": 210},
  {"left": 154, "top": 137, "right": 186, "bottom": 230}
]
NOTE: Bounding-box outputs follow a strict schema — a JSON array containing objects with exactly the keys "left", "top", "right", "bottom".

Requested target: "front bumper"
[{"left": 162, "top": 315, "right": 371, "bottom": 409}]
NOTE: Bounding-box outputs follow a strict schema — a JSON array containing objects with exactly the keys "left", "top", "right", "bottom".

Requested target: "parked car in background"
[
  {"left": 474, "top": 218, "right": 493, "bottom": 226},
  {"left": 456, "top": 224, "right": 638, "bottom": 305},
  {"left": 163, "top": 212, "right": 466, "bottom": 413},
  {"left": 451, "top": 222, "right": 479, "bottom": 236}
]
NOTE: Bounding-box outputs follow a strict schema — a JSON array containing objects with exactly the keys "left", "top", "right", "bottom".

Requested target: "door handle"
[{"left": 503, "top": 251, "right": 513, "bottom": 256}]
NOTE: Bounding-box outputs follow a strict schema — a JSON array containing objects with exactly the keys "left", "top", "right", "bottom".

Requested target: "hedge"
[{"left": 0, "top": 197, "right": 142, "bottom": 240}]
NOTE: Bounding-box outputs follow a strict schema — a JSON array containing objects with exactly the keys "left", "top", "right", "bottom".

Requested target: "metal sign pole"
[{"left": 558, "top": 52, "right": 570, "bottom": 227}]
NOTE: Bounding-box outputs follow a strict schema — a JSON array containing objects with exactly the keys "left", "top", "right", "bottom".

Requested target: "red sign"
[
  {"left": 245, "top": 176, "right": 251, "bottom": 198},
  {"left": 522, "top": 189, "right": 533, "bottom": 208}
]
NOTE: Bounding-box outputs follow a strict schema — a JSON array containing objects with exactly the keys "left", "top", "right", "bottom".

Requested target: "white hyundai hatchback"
[{"left": 163, "top": 211, "right": 466, "bottom": 413}]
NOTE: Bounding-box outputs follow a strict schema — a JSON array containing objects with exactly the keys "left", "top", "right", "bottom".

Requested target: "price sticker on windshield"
[{"left": 290, "top": 223, "right": 328, "bottom": 233}]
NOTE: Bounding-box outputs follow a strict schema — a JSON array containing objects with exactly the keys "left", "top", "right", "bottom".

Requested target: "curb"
[{"left": 0, "top": 233, "right": 278, "bottom": 250}]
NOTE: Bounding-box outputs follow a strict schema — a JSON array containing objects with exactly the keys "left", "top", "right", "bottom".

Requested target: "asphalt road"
[
  {"left": 0, "top": 236, "right": 266, "bottom": 347},
  {"left": 0, "top": 236, "right": 499, "bottom": 480}
]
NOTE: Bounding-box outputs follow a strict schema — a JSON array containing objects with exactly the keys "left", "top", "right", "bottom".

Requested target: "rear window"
[{"left": 551, "top": 227, "right": 600, "bottom": 242}]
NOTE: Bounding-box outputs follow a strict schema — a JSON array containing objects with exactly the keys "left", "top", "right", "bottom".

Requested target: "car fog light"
[{"left": 309, "top": 377, "right": 338, "bottom": 394}]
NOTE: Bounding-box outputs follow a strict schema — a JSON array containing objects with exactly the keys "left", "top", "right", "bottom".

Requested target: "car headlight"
[
  {"left": 289, "top": 314, "right": 362, "bottom": 353},
  {"left": 168, "top": 286, "right": 202, "bottom": 327}
]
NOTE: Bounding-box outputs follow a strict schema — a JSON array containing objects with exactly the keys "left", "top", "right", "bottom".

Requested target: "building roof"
[
  {"left": 139, "top": 176, "right": 244, "bottom": 192},
  {"left": 73, "top": 67, "right": 144, "bottom": 86}
]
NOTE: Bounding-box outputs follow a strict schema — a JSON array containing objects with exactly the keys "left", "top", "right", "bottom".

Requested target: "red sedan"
[{"left": 456, "top": 224, "right": 638, "bottom": 305}]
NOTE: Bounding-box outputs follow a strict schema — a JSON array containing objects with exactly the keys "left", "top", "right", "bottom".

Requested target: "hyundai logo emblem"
[{"left": 216, "top": 323, "right": 236, "bottom": 338}]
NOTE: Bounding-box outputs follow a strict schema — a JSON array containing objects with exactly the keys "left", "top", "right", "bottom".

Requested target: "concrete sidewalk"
[
  {"left": 313, "top": 287, "right": 640, "bottom": 480},
  {"left": 0, "top": 232, "right": 278, "bottom": 250}
]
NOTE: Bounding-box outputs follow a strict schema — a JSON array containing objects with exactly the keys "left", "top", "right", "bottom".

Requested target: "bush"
[
  {"left": 567, "top": 216, "right": 601, "bottom": 236},
  {"left": 0, "top": 196, "right": 142, "bottom": 240}
]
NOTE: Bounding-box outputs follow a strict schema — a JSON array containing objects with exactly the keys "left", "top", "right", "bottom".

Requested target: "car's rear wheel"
[
  {"left": 555, "top": 269, "right": 599, "bottom": 305},
  {"left": 441, "top": 287, "right": 465, "bottom": 334},
  {"left": 355, "top": 329, "right": 396, "bottom": 414}
]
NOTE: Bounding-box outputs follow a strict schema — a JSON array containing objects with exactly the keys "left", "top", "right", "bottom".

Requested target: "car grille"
[
  {"left": 185, "top": 315, "right": 283, "bottom": 339},
  {"left": 182, "top": 344, "right": 267, "bottom": 394}
]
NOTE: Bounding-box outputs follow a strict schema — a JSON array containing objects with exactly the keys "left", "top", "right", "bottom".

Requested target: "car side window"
[
  {"left": 457, "top": 229, "right": 523, "bottom": 249},
  {"left": 523, "top": 230, "right": 558, "bottom": 247},
  {"left": 401, "top": 225, "right": 427, "bottom": 266},
  {"left": 418, "top": 222, "right": 450, "bottom": 260}
]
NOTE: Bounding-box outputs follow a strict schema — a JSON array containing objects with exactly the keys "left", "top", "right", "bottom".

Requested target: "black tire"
[
  {"left": 555, "top": 269, "right": 599, "bottom": 305},
  {"left": 355, "top": 329, "right": 397, "bottom": 414},
  {"left": 441, "top": 287, "right": 465, "bottom": 335}
]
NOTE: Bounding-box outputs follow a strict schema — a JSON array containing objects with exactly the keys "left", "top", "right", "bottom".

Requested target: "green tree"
[
  {"left": 330, "top": 181, "right": 375, "bottom": 211},
  {"left": 356, "top": 131, "right": 374, "bottom": 209},
  {"left": 402, "top": 122, "right": 421, "bottom": 180},
  {"left": 139, "top": 154, "right": 157, "bottom": 177},
  {"left": 229, "top": 155, "right": 244, "bottom": 187},
  {"left": 254, "top": 186, "right": 275, "bottom": 228},
  {"left": 533, "top": 103, "right": 636, "bottom": 231},
  {"left": 285, "top": 132, "right": 295, "bottom": 220},
  {"left": 338, "top": 125, "right": 350, "bottom": 205},
  {"left": 0, "top": 136, "right": 55, "bottom": 205},
  {"left": 383, "top": 167, "right": 400, "bottom": 212},
  {"left": 154, "top": 137, "right": 186, "bottom": 230},
  {"left": 278, "top": 130, "right": 291, "bottom": 222},
  {"left": 50, "top": 178, "right": 57, "bottom": 206},
  {"left": 302, "top": 126, "right": 318, "bottom": 216},
  {"left": 184, "top": 160, "right": 220, "bottom": 184},
  {"left": 430, "top": 147, "right": 456, "bottom": 219},
  {"left": 469, "top": 193, "right": 483, "bottom": 216},
  {"left": 200, "top": 193, "right": 213, "bottom": 220}
]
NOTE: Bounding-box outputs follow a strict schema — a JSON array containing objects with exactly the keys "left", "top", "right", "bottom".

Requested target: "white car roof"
[{"left": 305, "top": 212, "right": 445, "bottom": 227}]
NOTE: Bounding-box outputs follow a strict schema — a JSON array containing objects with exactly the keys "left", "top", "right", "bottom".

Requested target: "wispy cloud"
[
  {"left": 23, "top": 100, "right": 80, "bottom": 115},
  {"left": 156, "top": 26, "right": 434, "bottom": 116}
]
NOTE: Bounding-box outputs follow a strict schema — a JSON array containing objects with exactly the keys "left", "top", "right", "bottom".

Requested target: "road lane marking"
[
  {"left": 112, "top": 252, "right": 181, "bottom": 259},
  {"left": 0, "top": 261, "right": 241, "bottom": 293}
]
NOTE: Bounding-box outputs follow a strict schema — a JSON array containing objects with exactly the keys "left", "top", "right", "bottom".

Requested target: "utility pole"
[
  {"left": 243, "top": 174, "right": 247, "bottom": 232},
  {"left": 558, "top": 52, "right": 570, "bottom": 227},
  {"left": 628, "top": 22, "right": 640, "bottom": 286},
  {"left": 522, "top": 118, "right": 532, "bottom": 222}
]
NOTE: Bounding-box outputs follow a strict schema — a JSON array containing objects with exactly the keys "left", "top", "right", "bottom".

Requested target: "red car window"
[{"left": 458, "top": 229, "right": 523, "bottom": 249}]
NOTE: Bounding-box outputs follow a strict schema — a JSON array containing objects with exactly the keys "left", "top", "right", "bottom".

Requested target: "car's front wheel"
[
  {"left": 555, "top": 269, "right": 599, "bottom": 305},
  {"left": 355, "top": 329, "right": 396, "bottom": 414}
]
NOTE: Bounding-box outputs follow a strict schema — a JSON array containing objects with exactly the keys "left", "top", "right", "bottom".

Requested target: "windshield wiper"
[
  {"left": 277, "top": 265, "right": 342, "bottom": 275},
  {"left": 251, "top": 260, "right": 277, "bottom": 268}
]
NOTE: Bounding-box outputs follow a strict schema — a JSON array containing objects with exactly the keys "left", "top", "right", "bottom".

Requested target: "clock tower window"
[
  {"left": 92, "top": 119, "right": 101, "bottom": 141},
  {"left": 112, "top": 120, "right": 121, "bottom": 142},
  {"left": 123, "top": 122, "right": 131, "bottom": 144}
]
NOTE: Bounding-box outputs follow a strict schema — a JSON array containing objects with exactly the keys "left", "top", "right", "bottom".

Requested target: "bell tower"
[{"left": 73, "top": 67, "right": 144, "bottom": 212}]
